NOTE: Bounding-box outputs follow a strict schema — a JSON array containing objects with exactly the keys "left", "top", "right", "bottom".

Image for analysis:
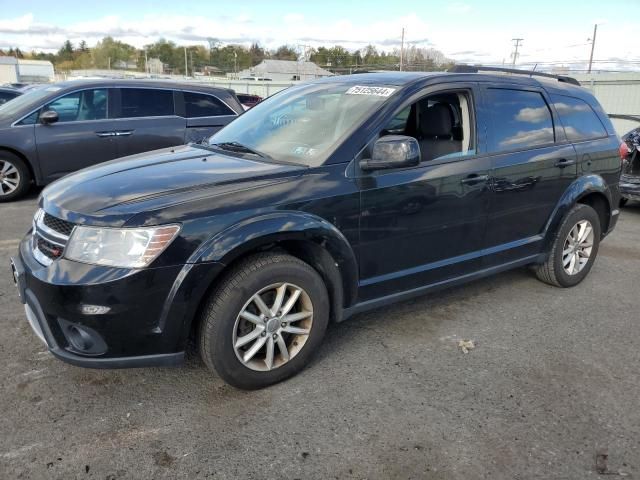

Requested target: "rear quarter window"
[
  {"left": 183, "top": 92, "right": 234, "bottom": 118},
  {"left": 487, "top": 88, "right": 555, "bottom": 152},
  {"left": 549, "top": 94, "right": 607, "bottom": 141}
]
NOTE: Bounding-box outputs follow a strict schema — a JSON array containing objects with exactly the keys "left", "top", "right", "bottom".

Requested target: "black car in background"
[
  {"left": 0, "top": 86, "right": 22, "bottom": 106},
  {"left": 236, "top": 93, "right": 263, "bottom": 110},
  {"left": 11, "top": 68, "right": 622, "bottom": 389},
  {"left": 0, "top": 80, "right": 244, "bottom": 201}
]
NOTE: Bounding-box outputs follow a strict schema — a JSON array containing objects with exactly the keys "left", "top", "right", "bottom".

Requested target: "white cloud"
[{"left": 283, "top": 13, "right": 305, "bottom": 24}]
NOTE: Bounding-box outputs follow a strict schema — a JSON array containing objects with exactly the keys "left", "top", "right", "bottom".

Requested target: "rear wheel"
[
  {"left": 198, "top": 253, "right": 329, "bottom": 389},
  {"left": 0, "top": 153, "right": 31, "bottom": 202},
  {"left": 535, "top": 204, "right": 601, "bottom": 287}
]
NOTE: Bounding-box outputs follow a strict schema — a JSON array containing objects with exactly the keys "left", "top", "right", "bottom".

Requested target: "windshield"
[
  {"left": 208, "top": 82, "right": 397, "bottom": 166},
  {"left": 0, "top": 85, "right": 55, "bottom": 119}
]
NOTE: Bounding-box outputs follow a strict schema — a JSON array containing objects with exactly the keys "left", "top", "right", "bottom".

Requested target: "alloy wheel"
[
  {"left": 232, "top": 282, "right": 313, "bottom": 371},
  {"left": 0, "top": 159, "right": 20, "bottom": 196},
  {"left": 562, "top": 219, "right": 594, "bottom": 275}
]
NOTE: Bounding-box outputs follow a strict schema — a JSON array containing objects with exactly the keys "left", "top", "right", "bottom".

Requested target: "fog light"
[
  {"left": 79, "top": 304, "right": 111, "bottom": 315},
  {"left": 58, "top": 318, "right": 108, "bottom": 355}
]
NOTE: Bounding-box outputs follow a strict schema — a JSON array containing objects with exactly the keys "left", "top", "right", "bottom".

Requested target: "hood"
[{"left": 40, "top": 144, "right": 304, "bottom": 225}]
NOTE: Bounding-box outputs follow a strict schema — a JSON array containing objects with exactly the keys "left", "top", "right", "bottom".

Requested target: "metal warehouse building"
[
  {"left": 237, "top": 59, "right": 333, "bottom": 81},
  {"left": 0, "top": 57, "right": 55, "bottom": 84},
  {"left": 573, "top": 72, "right": 640, "bottom": 135}
]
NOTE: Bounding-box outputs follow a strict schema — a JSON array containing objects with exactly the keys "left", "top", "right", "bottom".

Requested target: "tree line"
[{"left": 0, "top": 37, "right": 452, "bottom": 74}]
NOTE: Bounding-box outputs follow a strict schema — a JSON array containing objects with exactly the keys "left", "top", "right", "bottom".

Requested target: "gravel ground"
[{"left": 1, "top": 191, "right": 639, "bottom": 480}]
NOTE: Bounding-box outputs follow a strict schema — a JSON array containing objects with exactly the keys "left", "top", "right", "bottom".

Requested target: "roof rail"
[{"left": 447, "top": 64, "right": 581, "bottom": 86}]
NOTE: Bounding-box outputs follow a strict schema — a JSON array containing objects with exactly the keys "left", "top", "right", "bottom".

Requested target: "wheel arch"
[
  {"left": 0, "top": 146, "right": 39, "bottom": 185},
  {"left": 542, "top": 174, "right": 612, "bottom": 253},
  {"left": 189, "top": 211, "right": 359, "bottom": 319}
]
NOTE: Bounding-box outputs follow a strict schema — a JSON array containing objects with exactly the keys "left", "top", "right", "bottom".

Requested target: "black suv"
[
  {"left": 10, "top": 67, "right": 622, "bottom": 389},
  {"left": 0, "top": 80, "right": 243, "bottom": 201}
]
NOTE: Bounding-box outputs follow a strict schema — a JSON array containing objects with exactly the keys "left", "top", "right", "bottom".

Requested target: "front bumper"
[
  {"left": 11, "top": 235, "right": 224, "bottom": 369},
  {"left": 620, "top": 175, "right": 640, "bottom": 201}
]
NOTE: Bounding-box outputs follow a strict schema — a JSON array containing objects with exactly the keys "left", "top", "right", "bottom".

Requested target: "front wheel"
[
  {"left": 198, "top": 253, "right": 329, "bottom": 389},
  {"left": 0, "top": 153, "right": 31, "bottom": 202},
  {"left": 535, "top": 204, "right": 601, "bottom": 287}
]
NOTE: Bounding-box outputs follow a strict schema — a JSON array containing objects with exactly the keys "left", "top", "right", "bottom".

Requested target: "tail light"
[{"left": 619, "top": 141, "right": 631, "bottom": 161}]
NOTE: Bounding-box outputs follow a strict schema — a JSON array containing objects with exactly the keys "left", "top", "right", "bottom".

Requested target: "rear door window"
[
  {"left": 119, "top": 88, "right": 174, "bottom": 118},
  {"left": 549, "top": 94, "right": 607, "bottom": 141},
  {"left": 487, "top": 88, "right": 554, "bottom": 152},
  {"left": 183, "top": 92, "right": 234, "bottom": 117}
]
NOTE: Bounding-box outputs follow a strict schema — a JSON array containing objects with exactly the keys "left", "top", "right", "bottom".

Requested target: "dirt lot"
[{"left": 1, "top": 192, "right": 639, "bottom": 480}]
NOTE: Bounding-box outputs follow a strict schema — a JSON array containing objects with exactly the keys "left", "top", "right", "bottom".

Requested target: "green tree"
[
  {"left": 92, "top": 36, "right": 136, "bottom": 69},
  {"left": 57, "top": 40, "right": 74, "bottom": 61},
  {"left": 271, "top": 45, "right": 298, "bottom": 61}
]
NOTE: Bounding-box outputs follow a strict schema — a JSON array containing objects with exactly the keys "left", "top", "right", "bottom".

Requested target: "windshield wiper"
[
  {"left": 210, "top": 141, "right": 271, "bottom": 159},
  {"left": 203, "top": 141, "right": 307, "bottom": 167}
]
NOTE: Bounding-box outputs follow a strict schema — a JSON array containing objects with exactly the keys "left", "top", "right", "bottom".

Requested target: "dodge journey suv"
[{"left": 11, "top": 67, "right": 622, "bottom": 389}]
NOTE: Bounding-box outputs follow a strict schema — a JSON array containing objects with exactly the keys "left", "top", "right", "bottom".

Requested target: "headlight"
[{"left": 64, "top": 225, "right": 181, "bottom": 268}]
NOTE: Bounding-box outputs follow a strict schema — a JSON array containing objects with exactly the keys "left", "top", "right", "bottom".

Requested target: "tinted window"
[
  {"left": 550, "top": 94, "right": 607, "bottom": 141},
  {"left": 119, "top": 89, "right": 174, "bottom": 118},
  {"left": 183, "top": 92, "right": 234, "bottom": 117},
  {"left": 44, "top": 89, "right": 108, "bottom": 122},
  {"left": 487, "top": 89, "right": 554, "bottom": 152}
]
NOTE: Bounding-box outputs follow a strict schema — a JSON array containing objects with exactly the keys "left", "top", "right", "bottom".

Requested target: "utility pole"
[
  {"left": 144, "top": 50, "right": 148, "bottom": 75},
  {"left": 511, "top": 38, "right": 523, "bottom": 67},
  {"left": 184, "top": 47, "right": 188, "bottom": 77},
  {"left": 399, "top": 28, "right": 405, "bottom": 71},
  {"left": 588, "top": 23, "right": 598, "bottom": 73},
  {"left": 234, "top": 51, "right": 238, "bottom": 79}
]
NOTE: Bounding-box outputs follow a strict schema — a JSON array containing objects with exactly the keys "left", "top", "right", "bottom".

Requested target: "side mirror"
[
  {"left": 360, "top": 135, "right": 421, "bottom": 171},
  {"left": 39, "top": 110, "right": 59, "bottom": 125}
]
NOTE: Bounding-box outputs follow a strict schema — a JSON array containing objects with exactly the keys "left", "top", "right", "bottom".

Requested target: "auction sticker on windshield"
[{"left": 345, "top": 86, "right": 396, "bottom": 97}]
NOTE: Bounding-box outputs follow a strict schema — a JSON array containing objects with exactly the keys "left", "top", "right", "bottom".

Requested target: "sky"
[{"left": 0, "top": 0, "right": 638, "bottom": 70}]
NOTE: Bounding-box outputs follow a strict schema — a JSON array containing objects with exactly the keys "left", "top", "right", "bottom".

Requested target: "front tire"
[
  {"left": 0, "top": 153, "right": 31, "bottom": 202},
  {"left": 535, "top": 204, "right": 601, "bottom": 287},
  {"left": 198, "top": 253, "right": 329, "bottom": 389}
]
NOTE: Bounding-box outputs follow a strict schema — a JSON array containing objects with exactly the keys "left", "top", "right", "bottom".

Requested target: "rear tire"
[
  {"left": 535, "top": 204, "right": 601, "bottom": 287},
  {"left": 0, "top": 152, "right": 31, "bottom": 202},
  {"left": 198, "top": 253, "right": 329, "bottom": 389}
]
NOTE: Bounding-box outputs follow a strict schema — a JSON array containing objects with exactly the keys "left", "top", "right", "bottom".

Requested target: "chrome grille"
[{"left": 31, "top": 209, "right": 74, "bottom": 266}]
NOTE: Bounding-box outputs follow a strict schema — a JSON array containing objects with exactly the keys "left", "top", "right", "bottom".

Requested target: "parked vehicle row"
[
  {"left": 10, "top": 68, "right": 622, "bottom": 389},
  {"left": 0, "top": 80, "right": 244, "bottom": 200}
]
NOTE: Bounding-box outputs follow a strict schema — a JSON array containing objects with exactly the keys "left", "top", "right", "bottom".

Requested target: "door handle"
[
  {"left": 95, "top": 131, "right": 115, "bottom": 137},
  {"left": 114, "top": 130, "right": 134, "bottom": 137},
  {"left": 461, "top": 174, "right": 489, "bottom": 185},
  {"left": 555, "top": 158, "right": 576, "bottom": 168}
]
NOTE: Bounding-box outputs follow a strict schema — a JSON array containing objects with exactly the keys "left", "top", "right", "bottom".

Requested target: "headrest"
[{"left": 419, "top": 103, "right": 453, "bottom": 137}]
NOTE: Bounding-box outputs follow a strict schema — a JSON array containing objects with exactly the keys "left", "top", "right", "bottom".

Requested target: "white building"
[
  {"left": 237, "top": 59, "right": 333, "bottom": 81},
  {"left": 147, "top": 58, "right": 164, "bottom": 75},
  {"left": 0, "top": 57, "right": 54, "bottom": 84}
]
